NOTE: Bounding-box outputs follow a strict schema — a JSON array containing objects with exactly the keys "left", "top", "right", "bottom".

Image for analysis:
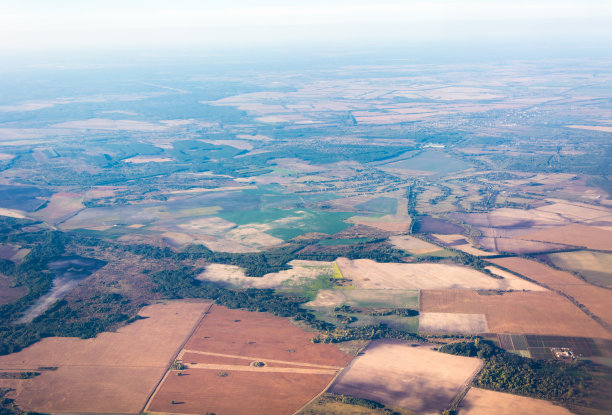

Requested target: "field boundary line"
[
  {"left": 180, "top": 350, "right": 343, "bottom": 369},
  {"left": 139, "top": 302, "right": 213, "bottom": 414},
  {"left": 448, "top": 358, "right": 484, "bottom": 413},
  {"left": 186, "top": 363, "right": 337, "bottom": 374},
  {"left": 291, "top": 340, "right": 369, "bottom": 415},
  {"left": 487, "top": 260, "right": 612, "bottom": 335}
]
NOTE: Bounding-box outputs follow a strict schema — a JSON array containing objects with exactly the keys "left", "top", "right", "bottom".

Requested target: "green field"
[
  {"left": 221, "top": 208, "right": 353, "bottom": 240},
  {"left": 545, "top": 250, "right": 612, "bottom": 287},
  {"left": 385, "top": 150, "right": 472, "bottom": 174},
  {"left": 354, "top": 197, "right": 397, "bottom": 214}
]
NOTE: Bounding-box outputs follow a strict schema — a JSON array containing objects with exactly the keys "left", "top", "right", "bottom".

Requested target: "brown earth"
[
  {"left": 515, "top": 223, "right": 612, "bottom": 251},
  {"left": 459, "top": 387, "right": 574, "bottom": 415},
  {"left": 146, "top": 305, "right": 353, "bottom": 415},
  {"left": 0, "top": 301, "right": 210, "bottom": 413},
  {"left": 490, "top": 257, "right": 612, "bottom": 330},
  {"left": 477, "top": 236, "right": 570, "bottom": 254},
  {"left": 421, "top": 290, "right": 612, "bottom": 339},
  {"left": 184, "top": 306, "right": 352, "bottom": 367},
  {"left": 330, "top": 340, "right": 482, "bottom": 415},
  {"left": 148, "top": 369, "right": 335, "bottom": 415},
  {"left": 0, "top": 273, "right": 26, "bottom": 305}
]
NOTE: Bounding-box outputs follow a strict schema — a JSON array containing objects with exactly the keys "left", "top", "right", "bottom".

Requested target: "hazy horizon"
[{"left": 2, "top": 0, "right": 612, "bottom": 60}]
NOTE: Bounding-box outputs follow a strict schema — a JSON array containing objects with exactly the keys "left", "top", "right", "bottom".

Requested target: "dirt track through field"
[
  {"left": 180, "top": 350, "right": 343, "bottom": 369},
  {"left": 146, "top": 305, "right": 353, "bottom": 415}
]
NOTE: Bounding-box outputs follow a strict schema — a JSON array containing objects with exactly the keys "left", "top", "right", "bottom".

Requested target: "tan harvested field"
[
  {"left": 0, "top": 301, "right": 210, "bottom": 413},
  {"left": 183, "top": 306, "right": 351, "bottom": 366},
  {"left": 490, "top": 257, "right": 612, "bottom": 329},
  {"left": 567, "top": 124, "right": 612, "bottom": 133},
  {"left": 51, "top": 118, "right": 169, "bottom": 131},
  {"left": 485, "top": 266, "right": 547, "bottom": 291},
  {"left": 516, "top": 224, "right": 612, "bottom": 251},
  {"left": 148, "top": 369, "right": 335, "bottom": 415},
  {"left": 330, "top": 340, "right": 482, "bottom": 415},
  {"left": 547, "top": 250, "right": 612, "bottom": 287},
  {"left": 537, "top": 199, "right": 612, "bottom": 221},
  {"left": 33, "top": 193, "right": 84, "bottom": 223},
  {"left": 0, "top": 208, "right": 26, "bottom": 219},
  {"left": 477, "top": 236, "right": 570, "bottom": 254},
  {"left": 459, "top": 387, "right": 574, "bottom": 415},
  {"left": 335, "top": 258, "right": 540, "bottom": 291},
  {"left": 389, "top": 235, "right": 442, "bottom": 254},
  {"left": 146, "top": 305, "right": 352, "bottom": 415},
  {"left": 431, "top": 234, "right": 497, "bottom": 256},
  {"left": 197, "top": 260, "right": 333, "bottom": 289},
  {"left": 122, "top": 155, "right": 173, "bottom": 163},
  {"left": 419, "top": 312, "right": 488, "bottom": 334},
  {"left": 421, "top": 290, "right": 612, "bottom": 339},
  {"left": 176, "top": 216, "right": 284, "bottom": 252}
]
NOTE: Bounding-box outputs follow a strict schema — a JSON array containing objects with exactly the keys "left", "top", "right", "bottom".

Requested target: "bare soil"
[
  {"left": 0, "top": 301, "right": 210, "bottom": 413},
  {"left": 146, "top": 305, "right": 353, "bottom": 415},
  {"left": 421, "top": 290, "right": 612, "bottom": 339},
  {"left": 330, "top": 340, "right": 482, "bottom": 415},
  {"left": 459, "top": 387, "right": 574, "bottom": 415}
]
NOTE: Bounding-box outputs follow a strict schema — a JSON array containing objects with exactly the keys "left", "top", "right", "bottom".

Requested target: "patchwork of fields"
[
  {"left": 0, "top": 302, "right": 210, "bottom": 413},
  {"left": 145, "top": 305, "right": 352, "bottom": 415}
]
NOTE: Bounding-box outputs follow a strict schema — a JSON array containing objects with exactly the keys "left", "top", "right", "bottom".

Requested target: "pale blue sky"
[{"left": 1, "top": 1, "right": 611, "bottom": 53}]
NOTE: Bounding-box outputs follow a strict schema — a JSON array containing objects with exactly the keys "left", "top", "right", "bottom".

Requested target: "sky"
[{"left": 1, "top": 1, "right": 612, "bottom": 55}]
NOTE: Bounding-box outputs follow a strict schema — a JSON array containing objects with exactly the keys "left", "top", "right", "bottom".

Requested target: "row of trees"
[{"left": 440, "top": 339, "right": 593, "bottom": 405}]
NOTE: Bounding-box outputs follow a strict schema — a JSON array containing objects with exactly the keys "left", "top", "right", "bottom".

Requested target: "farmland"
[
  {"left": 335, "top": 258, "right": 540, "bottom": 291},
  {"left": 145, "top": 305, "right": 352, "bottom": 415},
  {"left": 544, "top": 250, "right": 612, "bottom": 287},
  {"left": 490, "top": 257, "right": 612, "bottom": 329},
  {"left": 421, "top": 290, "right": 612, "bottom": 339},
  {"left": 0, "top": 301, "right": 209, "bottom": 413},
  {"left": 0, "top": 50, "right": 611, "bottom": 415},
  {"left": 459, "top": 387, "right": 574, "bottom": 415},
  {"left": 330, "top": 340, "right": 482, "bottom": 415}
]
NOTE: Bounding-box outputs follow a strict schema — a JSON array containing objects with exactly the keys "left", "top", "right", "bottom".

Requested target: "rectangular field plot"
[
  {"left": 330, "top": 340, "right": 481, "bottom": 415},
  {"left": 335, "top": 258, "right": 540, "bottom": 291},
  {"left": 146, "top": 305, "right": 353, "bottom": 415},
  {"left": 459, "top": 387, "right": 574, "bottom": 415},
  {"left": 525, "top": 335, "right": 602, "bottom": 357},
  {"left": 421, "top": 290, "right": 612, "bottom": 339},
  {"left": 498, "top": 334, "right": 514, "bottom": 350},
  {"left": 529, "top": 347, "right": 554, "bottom": 360},
  {"left": 546, "top": 250, "right": 612, "bottom": 288},
  {"left": 306, "top": 289, "right": 419, "bottom": 309},
  {"left": 510, "top": 334, "right": 529, "bottom": 350},
  {"left": 419, "top": 312, "right": 488, "bottom": 334},
  {"left": 0, "top": 302, "right": 210, "bottom": 414}
]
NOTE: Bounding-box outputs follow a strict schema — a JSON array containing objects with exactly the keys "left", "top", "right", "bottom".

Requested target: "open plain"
[
  {"left": 421, "top": 290, "right": 612, "bottom": 338},
  {"left": 330, "top": 340, "right": 482, "bottom": 415},
  {"left": 335, "top": 258, "right": 541, "bottom": 291},
  {"left": 0, "top": 301, "right": 210, "bottom": 413},
  {"left": 459, "top": 387, "right": 574, "bottom": 415},
  {"left": 146, "top": 305, "right": 352, "bottom": 415}
]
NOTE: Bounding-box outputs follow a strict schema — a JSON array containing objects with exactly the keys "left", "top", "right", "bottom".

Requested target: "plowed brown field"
[
  {"left": 517, "top": 223, "right": 612, "bottom": 251},
  {"left": 146, "top": 305, "right": 352, "bottom": 415},
  {"left": 0, "top": 301, "right": 211, "bottom": 413},
  {"left": 421, "top": 290, "right": 612, "bottom": 339},
  {"left": 491, "top": 257, "right": 612, "bottom": 330},
  {"left": 459, "top": 387, "right": 573, "bottom": 415}
]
